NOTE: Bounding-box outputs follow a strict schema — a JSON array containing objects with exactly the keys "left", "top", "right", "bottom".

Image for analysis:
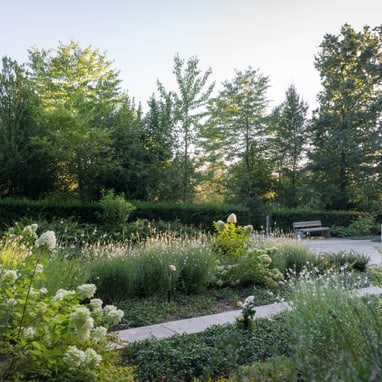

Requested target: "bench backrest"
[{"left": 293, "top": 221, "right": 322, "bottom": 229}]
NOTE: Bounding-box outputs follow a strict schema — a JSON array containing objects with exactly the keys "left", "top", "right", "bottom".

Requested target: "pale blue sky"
[{"left": 1, "top": 0, "right": 381, "bottom": 112}]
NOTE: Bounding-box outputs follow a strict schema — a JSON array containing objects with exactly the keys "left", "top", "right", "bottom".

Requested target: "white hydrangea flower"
[
  {"left": 52, "top": 289, "right": 75, "bottom": 301},
  {"left": 84, "top": 348, "right": 102, "bottom": 368},
  {"left": 103, "top": 305, "right": 124, "bottom": 326},
  {"left": 227, "top": 213, "right": 237, "bottom": 224},
  {"left": 40, "top": 287, "right": 48, "bottom": 295},
  {"left": 1, "top": 270, "right": 18, "bottom": 284},
  {"left": 69, "top": 306, "right": 94, "bottom": 342},
  {"left": 23, "top": 224, "right": 38, "bottom": 240},
  {"left": 243, "top": 295, "right": 255, "bottom": 307},
  {"left": 63, "top": 345, "right": 86, "bottom": 369},
  {"left": 76, "top": 284, "right": 97, "bottom": 299},
  {"left": 35, "top": 230, "right": 57, "bottom": 249},
  {"left": 89, "top": 298, "right": 103, "bottom": 312},
  {"left": 91, "top": 326, "right": 108, "bottom": 342}
]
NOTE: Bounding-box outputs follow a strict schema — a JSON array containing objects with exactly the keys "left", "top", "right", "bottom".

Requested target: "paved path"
[
  {"left": 304, "top": 237, "right": 382, "bottom": 266},
  {"left": 116, "top": 238, "right": 382, "bottom": 345}
]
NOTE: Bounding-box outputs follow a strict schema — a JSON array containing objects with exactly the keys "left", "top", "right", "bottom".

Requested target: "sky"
[{"left": 1, "top": 0, "right": 381, "bottom": 113}]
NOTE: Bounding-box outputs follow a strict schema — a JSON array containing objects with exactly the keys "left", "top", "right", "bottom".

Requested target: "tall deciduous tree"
[
  {"left": 270, "top": 85, "right": 308, "bottom": 207},
  {"left": 309, "top": 24, "right": 382, "bottom": 210},
  {"left": 28, "top": 40, "right": 122, "bottom": 199},
  {"left": 203, "top": 68, "right": 271, "bottom": 203},
  {"left": 0, "top": 57, "right": 53, "bottom": 198},
  {"left": 158, "top": 54, "right": 214, "bottom": 202}
]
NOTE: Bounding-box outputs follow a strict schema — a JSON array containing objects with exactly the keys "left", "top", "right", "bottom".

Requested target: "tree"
[
  {"left": 142, "top": 94, "right": 183, "bottom": 201},
  {"left": 104, "top": 96, "right": 149, "bottom": 200},
  {"left": 0, "top": 57, "right": 53, "bottom": 198},
  {"left": 309, "top": 24, "right": 382, "bottom": 210},
  {"left": 269, "top": 85, "right": 308, "bottom": 207},
  {"left": 203, "top": 67, "right": 271, "bottom": 203},
  {"left": 157, "top": 54, "right": 214, "bottom": 202},
  {"left": 27, "top": 40, "right": 122, "bottom": 199}
]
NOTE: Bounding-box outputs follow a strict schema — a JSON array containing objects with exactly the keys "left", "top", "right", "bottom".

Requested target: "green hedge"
[
  {"left": 269, "top": 208, "right": 370, "bottom": 233},
  {"left": 0, "top": 198, "right": 250, "bottom": 231}
]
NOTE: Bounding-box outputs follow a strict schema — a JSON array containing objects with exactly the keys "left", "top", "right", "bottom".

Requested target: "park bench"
[{"left": 293, "top": 220, "right": 330, "bottom": 238}]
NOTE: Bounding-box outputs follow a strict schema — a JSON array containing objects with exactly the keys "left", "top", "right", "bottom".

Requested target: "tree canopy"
[{"left": 0, "top": 25, "right": 381, "bottom": 213}]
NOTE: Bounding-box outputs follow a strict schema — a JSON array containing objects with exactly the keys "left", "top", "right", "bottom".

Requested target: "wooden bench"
[{"left": 293, "top": 220, "right": 330, "bottom": 238}]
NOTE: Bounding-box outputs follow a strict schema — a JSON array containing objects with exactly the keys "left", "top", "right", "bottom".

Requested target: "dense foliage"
[{"left": 0, "top": 24, "right": 381, "bottom": 213}]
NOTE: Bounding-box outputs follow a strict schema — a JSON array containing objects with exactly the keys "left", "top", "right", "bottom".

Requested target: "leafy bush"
[
  {"left": 97, "top": 190, "right": 136, "bottom": 239},
  {"left": 228, "top": 355, "right": 297, "bottom": 382},
  {"left": 0, "top": 226, "right": 127, "bottom": 381},
  {"left": 320, "top": 250, "right": 370, "bottom": 272},
  {"left": 331, "top": 215, "right": 377, "bottom": 237},
  {"left": 212, "top": 213, "right": 253, "bottom": 260}
]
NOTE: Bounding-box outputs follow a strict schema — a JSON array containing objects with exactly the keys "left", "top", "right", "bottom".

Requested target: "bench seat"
[{"left": 293, "top": 220, "right": 330, "bottom": 238}]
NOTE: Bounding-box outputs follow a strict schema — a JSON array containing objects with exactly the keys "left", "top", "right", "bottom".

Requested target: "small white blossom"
[
  {"left": 52, "top": 289, "right": 75, "bottom": 301},
  {"left": 84, "top": 348, "right": 102, "bottom": 368},
  {"left": 168, "top": 264, "right": 176, "bottom": 272},
  {"left": 89, "top": 298, "right": 103, "bottom": 312},
  {"left": 243, "top": 295, "right": 255, "bottom": 307},
  {"left": 227, "top": 213, "right": 237, "bottom": 224},
  {"left": 7, "top": 298, "right": 17, "bottom": 306},
  {"left": 35, "top": 231, "right": 56, "bottom": 249},
  {"left": 63, "top": 346, "right": 86, "bottom": 369},
  {"left": 103, "top": 305, "right": 124, "bottom": 326},
  {"left": 91, "top": 326, "right": 108, "bottom": 342},
  {"left": 23, "top": 327, "right": 35, "bottom": 339},
  {"left": 69, "top": 306, "right": 94, "bottom": 342},
  {"left": 1, "top": 270, "right": 18, "bottom": 284},
  {"left": 76, "top": 284, "right": 97, "bottom": 299},
  {"left": 40, "top": 287, "right": 48, "bottom": 295}
]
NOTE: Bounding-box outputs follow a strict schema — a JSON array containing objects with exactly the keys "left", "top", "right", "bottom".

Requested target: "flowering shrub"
[
  {"left": 213, "top": 214, "right": 283, "bottom": 288},
  {"left": 0, "top": 225, "right": 125, "bottom": 381},
  {"left": 236, "top": 295, "right": 256, "bottom": 329},
  {"left": 213, "top": 213, "right": 253, "bottom": 260}
]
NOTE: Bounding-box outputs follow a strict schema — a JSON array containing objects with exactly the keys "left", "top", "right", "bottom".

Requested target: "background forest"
[{"left": 1, "top": 24, "right": 381, "bottom": 214}]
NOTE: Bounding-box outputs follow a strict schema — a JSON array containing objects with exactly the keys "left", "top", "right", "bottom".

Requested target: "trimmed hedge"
[
  {"left": 0, "top": 198, "right": 250, "bottom": 231},
  {"left": 1, "top": 199, "right": 378, "bottom": 234}
]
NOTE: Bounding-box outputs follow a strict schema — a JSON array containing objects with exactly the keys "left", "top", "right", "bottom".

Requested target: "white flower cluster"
[
  {"left": 63, "top": 345, "right": 102, "bottom": 369},
  {"left": 69, "top": 306, "right": 94, "bottom": 342},
  {"left": 91, "top": 326, "right": 108, "bottom": 342},
  {"left": 1, "top": 270, "right": 18, "bottom": 284},
  {"left": 103, "top": 305, "right": 124, "bottom": 326},
  {"left": 35, "top": 230, "right": 57, "bottom": 249},
  {"left": 52, "top": 289, "right": 75, "bottom": 301},
  {"left": 76, "top": 284, "right": 97, "bottom": 299},
  {"left": 23, "top": 224, "right": 38, "bottom": 240},
  {"left": 89, "top": 298, "right": 103, "bottom": 312}
]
